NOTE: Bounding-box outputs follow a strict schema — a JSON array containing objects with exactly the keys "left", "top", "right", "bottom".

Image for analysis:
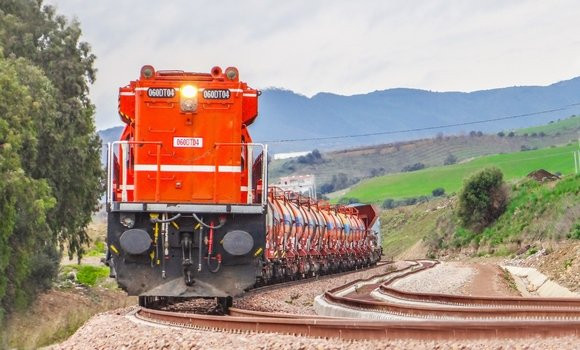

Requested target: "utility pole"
[{"left": 576, "top": 133, "right": 580, "bottom": 174}]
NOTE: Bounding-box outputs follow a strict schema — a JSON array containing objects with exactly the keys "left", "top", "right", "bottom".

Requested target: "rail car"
[{"left": 105, "top": 65, "right": 382, "bottom": 309}]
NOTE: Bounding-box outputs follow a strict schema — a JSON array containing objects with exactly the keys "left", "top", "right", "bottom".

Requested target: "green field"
[
  {"left": 343, "top": 143, "right": 578, "bottom": 203},
  {"left": 515, "top": 115, "right": 579, "bottom": 135}
]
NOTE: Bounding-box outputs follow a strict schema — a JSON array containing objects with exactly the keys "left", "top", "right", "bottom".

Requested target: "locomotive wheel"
[
  {"left": 217, "top": 296, "right": 233, "bottom": 314},
  {"left": 139, "top": 296, "right": 169, "bottom": 308}
]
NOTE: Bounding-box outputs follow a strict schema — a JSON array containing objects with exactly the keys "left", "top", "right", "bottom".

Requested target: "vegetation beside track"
[
  {"left": 0, "top": 1, "right": 102, "bottom": 342},
  {"left": 380, "top": 174, "right": 580, "bottom": 260}
]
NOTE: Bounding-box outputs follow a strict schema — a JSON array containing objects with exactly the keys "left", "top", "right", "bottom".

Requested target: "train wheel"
[{"left": 217, "top": 296, "right": 233, "bottom": 314}]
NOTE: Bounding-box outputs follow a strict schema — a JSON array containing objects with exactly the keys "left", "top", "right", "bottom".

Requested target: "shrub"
[
  {"left": 432, "top": 188, "right": 445, "bottom": 197},
  {"left": 76, "top": 265, "right": 109, "bottom": 286},
  {"left": 457, "top": 167, "right": 507, "bottom": 232},
  {"left": 568, "top": 223, "right": 580, "bottom": 240},
  {"left": 507, "top": 131, "right": 515, "bottom": 137},
  {"left": 401, "top": 162, "right": 425, "bottom": 172},
  {"left": 319, "top": 173, "right": 359, "bottom": 194},
  {"left": 497, "top": 131, "right": 505, "bottom": 137},
  {"left": 382, "top": 198, "right": 395, "bottom": 209},
  {"left": 444, "top": 154, "right": 457, "bottom": 165},
  {"left": 338, "top": 197, "right": 360, "bottom": 205},
  {"left": 297, "top": 149, "right": 324, "bottom": 165}
]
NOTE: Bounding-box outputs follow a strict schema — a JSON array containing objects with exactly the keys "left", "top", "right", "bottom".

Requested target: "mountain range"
[{"left": 98, "top": 76, "right": 580, "bottom": 154}]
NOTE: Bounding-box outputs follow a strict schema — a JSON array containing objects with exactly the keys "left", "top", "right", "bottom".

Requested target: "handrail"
[
  {"left": 107, "top": 140, "right": 163, "bottom": 208},
  {"left": 214, "top": 142, "right": 268, "bottom": 206}
]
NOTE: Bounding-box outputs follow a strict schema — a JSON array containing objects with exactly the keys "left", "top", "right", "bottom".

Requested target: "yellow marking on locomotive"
[
  {"left": 254, "top": 247, "right": 263, "bottom": 257},
  {"left": 195, "top": 223, "right": 201, "bottom": 230},
  {"left": 110, "top": 244, "right": 119, "bottom": 254},
  {"left": 171, "top": 221, "right": 180, "bottom": 229},
  {"left": 150, "top": 213, "right": 160, "bottom": 265}
]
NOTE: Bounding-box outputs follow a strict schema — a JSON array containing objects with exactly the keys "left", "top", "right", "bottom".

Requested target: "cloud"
[{"left": 46, "top": 0, "right": 580, "bottom": 129}]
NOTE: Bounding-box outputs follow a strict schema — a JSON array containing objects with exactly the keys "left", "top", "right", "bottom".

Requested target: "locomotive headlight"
[
  {"left": 180, "top": 85, "right": 198, "bottom": 112},
  {"left": 181, "top": 85, "right": 197, "bottom": 98}
]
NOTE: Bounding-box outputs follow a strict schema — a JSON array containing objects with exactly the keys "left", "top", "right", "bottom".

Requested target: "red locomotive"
[{"left": 106, "top": 65, "right": 381, "bottom": 309}]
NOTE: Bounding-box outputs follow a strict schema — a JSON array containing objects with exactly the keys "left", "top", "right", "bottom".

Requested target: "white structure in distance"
[{"left": 273, "top": 174, "right": 317, "bottom": 199}]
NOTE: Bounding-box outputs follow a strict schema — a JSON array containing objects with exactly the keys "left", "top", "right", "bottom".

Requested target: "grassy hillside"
[
  {"left": 380, "top": 198, "right": 453, "bottom": 259},
  {"left": 269, "top": 116, "right": 579, "bottom": 193},
  {"left": 380, "top": 174, "right": 580, "bottom": 262},
  {"left": 515, "top": 115, "right": 579, "bottom": 135},
  {"left": 343, "top": 143, "right": 577, "bottom": 203}
]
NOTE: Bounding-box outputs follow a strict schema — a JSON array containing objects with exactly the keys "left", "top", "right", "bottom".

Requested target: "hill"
[
  {"left": 379, "top": 174, "right": 580, "bottom": 292},
  {"left": 98, "top": 77, "right": 580, "bottom": 153},
  {"left": 269, "top": 115, "right": 579, "bottom": 191},
  {"left": 342, "top": 143, "right": 578, "bottom": 203},
  {"left": 253, "top": 77, "right": 580, "bottom": 152}
]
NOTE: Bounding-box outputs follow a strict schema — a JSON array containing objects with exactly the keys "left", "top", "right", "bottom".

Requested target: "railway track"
[{"left": 134, "top": 260, "right": 580, "bottom": 340}]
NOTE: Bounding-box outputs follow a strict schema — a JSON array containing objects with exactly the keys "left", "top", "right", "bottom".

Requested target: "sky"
[{"left": 46, "top": 0, "right": 580, "bottom": 130}]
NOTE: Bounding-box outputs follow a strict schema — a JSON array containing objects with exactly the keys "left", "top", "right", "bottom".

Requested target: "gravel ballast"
[
  {"left": 391, "top": 262, "right": 475, "bottom": 295},
  {"left": 49, "top": 260, "right": 578, "bottom": 349},
  {"left": 49, "top": 308, "right": 578, "bottom": 350}
]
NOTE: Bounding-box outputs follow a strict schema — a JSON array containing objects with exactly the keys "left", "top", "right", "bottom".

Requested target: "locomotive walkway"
[{"left": 134, "top": 260, "right": 580, "bottom": 340}]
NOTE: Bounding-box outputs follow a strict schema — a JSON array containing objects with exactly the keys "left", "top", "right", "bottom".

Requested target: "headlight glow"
[
  {"left": 180, "top": 84, "right": 198, "bottom": 112},
  {"left": 181, "top": 85, "right": 197, "bottom": 98}
]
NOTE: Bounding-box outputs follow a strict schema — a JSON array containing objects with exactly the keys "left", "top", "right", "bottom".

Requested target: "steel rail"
[
  {"left": 136, "top": 260, "right": 580, "bottom": 340},
  {"left": 321, "top": 260, "right": 580, "bottom": 320}
]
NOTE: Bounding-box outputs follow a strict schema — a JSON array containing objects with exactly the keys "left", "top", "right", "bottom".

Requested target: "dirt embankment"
[{"left": 5, "top": 287, "right": 135, "bottom": 349}]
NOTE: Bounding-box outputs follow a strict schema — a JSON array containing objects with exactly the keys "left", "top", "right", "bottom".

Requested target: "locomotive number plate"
[
  {"left": 203, "top": 89, "right": 230, "bottom": 99},
  {"left": 173, "top": 137, "right": 203, "bottom": 148},
  {"left": 147, "top": 87, "right": 176, "bottom": 98}
]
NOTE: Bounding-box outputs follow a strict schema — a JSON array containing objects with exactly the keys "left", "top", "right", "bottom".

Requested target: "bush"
[
  {"left": 497, "top": 131, "right": 505, "bottom": 137},
  {"left": 76, "top": 265, "right": 110, "bottom": 286},
  {"left": 568, "top": 223, "right": 580, "bottom": 240},
  {"left": 401, "top": 162, "right": 425, "bottom": 172},
  {"left": 382, "top": 198, "right": 395, "bottom": 209},
  {"left": 297, "top": 149, "right": 324, "bottom": 165},
  {"left": 457, "top": 167, "right": 507, "bottom": 232},
  {"left": 338, "top": 197, "right": 360, "bottom": 205},
  {"left": 319, "top": 173, "right": 359, "bottom": 194},
  {"left": 444, "top": 154, "right": 457, "bottom": 165},
  {"left": 507, "top": 131, "right": 515, "bottom": 137},
  {"left": 432, "top": 188, "right": 445, "bottom": 197},
  {"left": 520, "top": 145, "right": 537, "bottom": 152}
]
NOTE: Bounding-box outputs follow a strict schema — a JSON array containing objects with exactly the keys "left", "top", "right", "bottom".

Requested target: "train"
[{"left": 105, "top": 65, "right": 382, "bottom": 310}]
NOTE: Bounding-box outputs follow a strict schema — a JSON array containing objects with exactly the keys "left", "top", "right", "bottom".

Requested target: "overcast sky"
[{"left": 46, "top": 0, "right": 580, "bottom": 130}]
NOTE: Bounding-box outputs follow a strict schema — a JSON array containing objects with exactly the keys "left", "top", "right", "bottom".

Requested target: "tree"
[
  {"left": 497, "top": 131, "right": 505, "bottom": 137},
  {"left": 456, "top": 167, "right": 507, "bottom": 232},
  {"left": 0, "top": 56, "right": 59, "bottom": 319},
  {"left": 382, "top": 199, "right": 395, "bottom": 209},
  {"left": 297, "top": 149, "right": 324, "bottom": 165},
  {"left": 432, "top": 188, "right": 445, "bottom": 197},
  {"left": 444, "top": 153, "right": 457, "bottom": 165},
  {"left": 0, "top": 0, "right": 103, "bottom": 258},
  {"left": 402, "top": 162, "right": 425, "bottom": 172}
]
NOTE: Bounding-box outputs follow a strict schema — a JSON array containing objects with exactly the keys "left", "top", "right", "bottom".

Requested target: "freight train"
[{"left": 105, "top": 65, "right": 382, "bottom": 310}]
